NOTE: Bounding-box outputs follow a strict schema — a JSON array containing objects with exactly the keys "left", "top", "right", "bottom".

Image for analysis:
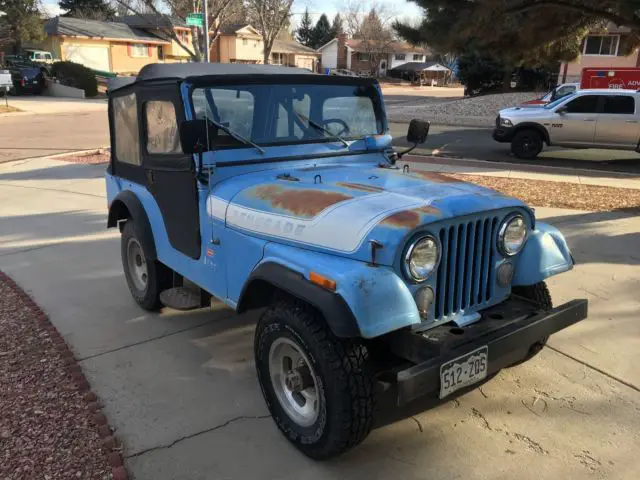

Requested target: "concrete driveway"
[{"left": 0, "top": 157, "right": 639, "bottom": 480}]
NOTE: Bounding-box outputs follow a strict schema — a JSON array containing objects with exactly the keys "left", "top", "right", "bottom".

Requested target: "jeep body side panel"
[
  {"left": 255, "top": 242, "right": 421, "bottom": 338},
  {"left": 107, "top": 188, "right": 158, "bottom": 260},
  {"left": 512, "top": 222, "right": 574, "bottom": 286}
]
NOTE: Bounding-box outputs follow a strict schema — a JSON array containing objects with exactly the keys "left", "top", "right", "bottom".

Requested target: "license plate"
[{"left": 439, "top": 346, "right": 488, "bottom": 398}]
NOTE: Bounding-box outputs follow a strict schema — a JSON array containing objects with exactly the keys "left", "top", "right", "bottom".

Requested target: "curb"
[{"left": 0, "top": 270, "right": 128, "bottom": 480}]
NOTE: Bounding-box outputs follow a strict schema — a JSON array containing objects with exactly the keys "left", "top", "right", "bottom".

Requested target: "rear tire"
[
  {"left": 511, "top": 129, "right": 543, "bottom": 159},
  {"left": 255, "top": 299, "right": 375, "bottom": 460},
  {"left": 508, "top": 282, "right": 552, "bottom": 366},
  {"left": 120, "top": 221, "right": 171, "bottom": 311}
]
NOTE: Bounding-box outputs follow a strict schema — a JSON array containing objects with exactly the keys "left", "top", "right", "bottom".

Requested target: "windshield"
[
  {"left": 544, "top": 92, "right": 575, "bottom": 109},
  {"left": 191, "top": 83, "right": 383, "bottom": 149}
]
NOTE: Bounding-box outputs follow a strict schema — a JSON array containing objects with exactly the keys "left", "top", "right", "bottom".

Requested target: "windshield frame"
[
  {"left": 185, "top": 75, "right": 387, "bottom": 150},
  {"left": 544, "top": 92, "right": 576, "bottom": 110}
]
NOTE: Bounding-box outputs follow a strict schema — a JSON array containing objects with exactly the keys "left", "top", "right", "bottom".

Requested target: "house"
[
  {"left": 210, "top": 24, "right": 319, "bottom": 70},
  {"left": 559, "top": 24, "right": 640, "bottom": 83},
  {"left": 317, "top": 34, "right": 433, "bottom": 76},
  {"left": 119, "top": 14, "right": 194, "bottom": 63},
  {"left": 41, "top": 16, "right": 170, "bottom": 74}
]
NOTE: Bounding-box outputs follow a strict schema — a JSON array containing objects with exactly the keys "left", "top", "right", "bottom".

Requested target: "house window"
[
  {"left": 243, "top": 38, "right": 248, "bottom": 45},
  {"left": 413, "top": 54, "right": 424, "bottom": 61},
  {"left": 113, "top": 93, "right": 141, "bottom": 166},
  {"left": 583, "top": 35, "right": 620, "bottom": 56},
  {"left": 145, "top": 101, "right": 181, "bottom": 154},
  {"left": 357, "top": 53, "right": 370, "bottom": 61},
  {"left": 130, "top": 43, "right": 149, "bottom": 57},
  {"left": 395, "top": 54, "right": 405, "bottom": 60},
  {"left": 272, "top": 52, "right": 286, "bottom": 65}
]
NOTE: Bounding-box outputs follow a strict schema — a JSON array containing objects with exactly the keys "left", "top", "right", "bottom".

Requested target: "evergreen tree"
[
  {"left": 295, "top": 8, "right": 314, "bottom": 47},
  {"left": 310, "top": 13, "right": 331, "bottom": 49},
  {"left": 0, "top": 0, "right": 45, "bottom": 54},
  {"left": 59, "top": 0, "right": 116, "bottom": 21},
  {"left": 330, "top": 13, "right": 344, "bottom": 38}
]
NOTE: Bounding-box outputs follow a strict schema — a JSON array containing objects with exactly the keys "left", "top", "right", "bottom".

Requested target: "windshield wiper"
[
  {"left": 292, "top": 110, "right": 349, "bottom": 147},
  {"left": 206, "top": 118, "right": 265, "bottom": 154}
]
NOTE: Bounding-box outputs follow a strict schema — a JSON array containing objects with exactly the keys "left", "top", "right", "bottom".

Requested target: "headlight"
[
  {"left": 404, "top": 235, "right": 439, "bottom": 282},
  {"left": 500, "top": 117, "right": 513, "bottom": 127},
  {"left": 498, "top": 215, "right": 528, "bottom": 256}
]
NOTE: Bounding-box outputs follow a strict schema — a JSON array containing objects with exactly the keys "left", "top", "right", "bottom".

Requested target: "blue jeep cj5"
[{"left": 106, "top": 64, "right": 588, "bottom": 459}]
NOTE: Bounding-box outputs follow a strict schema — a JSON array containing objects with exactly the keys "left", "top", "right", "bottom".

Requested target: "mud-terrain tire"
[
  {"left": 508, "top": 282, "right": 552, "bottom": 367},
  {"left": 511, "top": 129, "right": 543, "bottom": 159},
  {"left": 255, "top": 299, "right": 375, "bottom": 460},
  {"left": 120, "top": 221, "right": 171, "bottom": 311}
]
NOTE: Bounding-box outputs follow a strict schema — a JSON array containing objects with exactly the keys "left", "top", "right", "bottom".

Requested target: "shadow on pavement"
[{"left": 0, "top": 162, "right": 106, "bottom": 181}]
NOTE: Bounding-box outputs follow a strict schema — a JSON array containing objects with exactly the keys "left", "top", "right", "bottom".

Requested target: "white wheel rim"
[
  {"left": 268, "top": 337, "right": 320, "bottom": 427},
  {"left": 126, "top": 237, "right": 148, "bottom": 292}
]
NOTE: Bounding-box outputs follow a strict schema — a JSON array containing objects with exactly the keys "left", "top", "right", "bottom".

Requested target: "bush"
[{"left": 50, "top": 61, "right": 98, "bottom": 97}]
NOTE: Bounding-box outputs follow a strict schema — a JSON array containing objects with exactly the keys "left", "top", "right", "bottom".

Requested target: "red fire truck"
[{"left": 579, "top": 67, "right": 640, "bottom": 89}]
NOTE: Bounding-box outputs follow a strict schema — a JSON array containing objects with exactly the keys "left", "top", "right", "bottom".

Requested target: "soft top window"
[{"left": 113, "top": 92, "right": 141, "bottom": 165}]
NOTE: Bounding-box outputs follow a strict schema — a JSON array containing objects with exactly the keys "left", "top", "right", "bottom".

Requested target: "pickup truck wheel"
[
  {"left": 255, "top": 300, "right": 375, "bottom": 460},
  {"left": 511, "top": 129, "right": 543, "bottom": 159},
  {"left": 120, "top": 221, "right": 171, "bottom": 311},
  {"left": 508, "top": 282, "right": 552, "bottom": 367}
]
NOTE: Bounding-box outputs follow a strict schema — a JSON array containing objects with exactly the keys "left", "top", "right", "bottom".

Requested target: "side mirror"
[
  {"left": 179, "top": 119, "right": 215, "bottom": 154},
  {"left": 556, "top": 106, "right": 568, "bottom": 115},
  {"left": 406, "top": 119, "right": 430, "bottom": 144}
]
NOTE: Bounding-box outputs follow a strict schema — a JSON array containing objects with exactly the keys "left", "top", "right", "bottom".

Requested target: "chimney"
[{"left": 337, "top": 34, "right": 347, "bottom": 69}]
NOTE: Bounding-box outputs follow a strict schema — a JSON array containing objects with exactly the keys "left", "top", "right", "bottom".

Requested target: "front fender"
[
  {"left": 512, "top": 222, "right": 574, "bottom": 286},
  {"left": 256, "top": 242, "right": 421, "bottom": 339}
]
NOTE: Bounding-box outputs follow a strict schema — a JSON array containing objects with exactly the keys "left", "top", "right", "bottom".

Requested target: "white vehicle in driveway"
[
  {"left": 0, "top": 69, "right": 12, "bottom": 96},
  {"left": 493, "top": 89, "right": 640, "bottom": 159}
]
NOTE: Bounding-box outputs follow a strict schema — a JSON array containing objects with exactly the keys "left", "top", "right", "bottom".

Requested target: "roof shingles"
[{"left": 44, "top": 16, "right": 169, "bottom": 44}]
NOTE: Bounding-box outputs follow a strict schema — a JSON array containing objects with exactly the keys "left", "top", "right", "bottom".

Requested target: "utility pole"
[{"left": 203, "top": 0, "right": 209, "bottom": 63}]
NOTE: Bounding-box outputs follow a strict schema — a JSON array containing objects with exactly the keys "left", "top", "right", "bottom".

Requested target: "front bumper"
[
  {"left": 492, "top": 126, "right": 515, "bottom": 143},
  {"left": 389, "top": 295, "right": 588, "bottom": 405}
]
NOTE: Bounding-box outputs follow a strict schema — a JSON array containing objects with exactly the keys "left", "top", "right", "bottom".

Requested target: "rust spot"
[
  {"left": 415, "top": 205, "right": 441, "bottom": 216},
  {"left": 336, "top": 182, "right": 385, "bottom": 193},
  {"left": 382, "top": 210, "right": 421, "bottom": 228},
  {"left": 413, "top": 171, "right": 459, "bottom": 183},
  {"left": 252, "top": 185, "right": 352, "bottom": 217}
]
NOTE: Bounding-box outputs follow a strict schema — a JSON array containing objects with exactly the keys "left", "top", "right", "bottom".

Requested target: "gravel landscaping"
[
  {"left": 450, "top": 173, "right": 640, "bottom": 212},
  {"left": 386, "top": 92, "right": 540, "bottom": 127},
  {"left": 55, "top": 149, "right": 110, "bottom": 165},
  {"left": 0, "top": 272, "right": 122, "bottom": 480}
]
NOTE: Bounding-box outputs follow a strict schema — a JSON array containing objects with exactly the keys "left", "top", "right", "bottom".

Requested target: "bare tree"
[
  {"left": 344, "top": 1, "right": 397, "bottom": 75},
  {"left": 112, "top": 0, "right": 241, "bottom": 61},
  {"left": 246, "top": 0, "right": 295, "bottom": 64}
]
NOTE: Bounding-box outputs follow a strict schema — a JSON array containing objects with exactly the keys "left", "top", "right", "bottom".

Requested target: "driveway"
[
  {"left": 0, "top": 100, "right": 107, "bottom": 163},
  {"left": 0, "top": 157, "right": 638, "bottom": 479}
]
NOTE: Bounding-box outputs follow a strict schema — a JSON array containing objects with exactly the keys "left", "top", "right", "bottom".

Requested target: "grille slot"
[{"left": 435, "top": 216, "right": 499, "bottom": 319}]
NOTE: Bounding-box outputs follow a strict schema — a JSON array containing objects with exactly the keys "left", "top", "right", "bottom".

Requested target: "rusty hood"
[{"left": 207, "top": 165, "right": 529, "bottom": 266}]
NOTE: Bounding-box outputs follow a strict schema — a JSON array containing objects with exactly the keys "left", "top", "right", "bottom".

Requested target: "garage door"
[
  {"left": 297, "top": 57, "right": 314, "bottom": 71},
  {"left": 62, "top": 44, "right": 110, "bottom": 72}
]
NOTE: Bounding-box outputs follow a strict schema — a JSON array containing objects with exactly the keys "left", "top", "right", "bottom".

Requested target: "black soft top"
[{"left": 107, "top": 63, "right": 378, "bottom": 93}]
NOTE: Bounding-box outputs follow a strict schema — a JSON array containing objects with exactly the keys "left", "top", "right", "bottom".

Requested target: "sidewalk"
[{"left": 403, "top": 154, "right": 640, "bottom": 190}]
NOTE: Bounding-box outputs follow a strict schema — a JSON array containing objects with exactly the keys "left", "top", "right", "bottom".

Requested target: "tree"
[
  {"left": 345, "top": 3, "right": 396, "bottom": 75},
  {"left": 111, "top": 0, "right": 241, "bottom": 62},
  {"left": 59, "top": 0, "right": 116, "bottom": 20},
  {"left": 246, "top": 0, "right": 295, "bottom": 64},
  {"left": 329, "top": 13, "right": 344, "bottom": 38},
  {"left": 310, "top": 13, "right": 331, "bottom": 49},
  {"left": 393, "top": 0, "right": 610, "bottom": 90},
  {"left": 295, "top": 7, "right": 313, "bottom": 47},
  {"left": 0, "top": 0, "right": 46, "bottom": 54}
]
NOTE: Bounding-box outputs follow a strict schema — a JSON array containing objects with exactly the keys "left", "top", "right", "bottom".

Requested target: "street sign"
[{"left": 186, "top": 13, "right": 203, "bottom": 27}]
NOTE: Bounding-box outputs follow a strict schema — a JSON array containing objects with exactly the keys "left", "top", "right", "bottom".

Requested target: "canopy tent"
[{"left": 387, "top": 62, "right": 453, "bottom": 85}]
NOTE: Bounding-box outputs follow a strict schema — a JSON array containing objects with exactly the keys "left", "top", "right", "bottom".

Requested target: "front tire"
[
  {"left": 511, "top": 129, "right": 543, "bottom": 159},
  {"left": 120, "top": 221, "right": 171, "bottom": 311},
  {"left": 255, "top": 300, "right": 375, "bottom": 460},
  {"left": 509, "top": 282, "right": 552, "bottom": 366}
]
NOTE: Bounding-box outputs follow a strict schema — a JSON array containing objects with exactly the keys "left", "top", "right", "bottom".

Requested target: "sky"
[{"left": 41, "top": 0, "right": 423, "bottom": 26}]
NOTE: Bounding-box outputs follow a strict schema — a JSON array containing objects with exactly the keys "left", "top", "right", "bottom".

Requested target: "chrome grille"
[{"left": 435, "top": 216, "right": 499, "bottom": 319}]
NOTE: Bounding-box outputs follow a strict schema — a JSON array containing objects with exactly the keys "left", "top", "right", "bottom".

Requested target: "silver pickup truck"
[{"left": 493, "top": 89, "right": 640, "bottom": 159}]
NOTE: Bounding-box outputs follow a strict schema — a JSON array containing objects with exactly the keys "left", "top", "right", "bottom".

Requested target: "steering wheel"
[{"left": 321, "top": 118, "right": 351, "bottom": 137}]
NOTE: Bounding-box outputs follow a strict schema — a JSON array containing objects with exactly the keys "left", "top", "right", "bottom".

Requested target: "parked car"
[
  {"left": 520, "top": 82, "right": 579, "bottom": 106},
  {"left": 106, "top": 63, "right": 587, "bottom": 459},
  {"left": 22, "top": 49, "right": 56, "bottom": 65},
  {"left": 0, "top": 68, "right": 12, "bottom": 96},
  {"left": 4, "top": 56, "right": 49, "bottom": 95},
  {"left": 494, "top": 89, "right": 640, "bottom": 158}
]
